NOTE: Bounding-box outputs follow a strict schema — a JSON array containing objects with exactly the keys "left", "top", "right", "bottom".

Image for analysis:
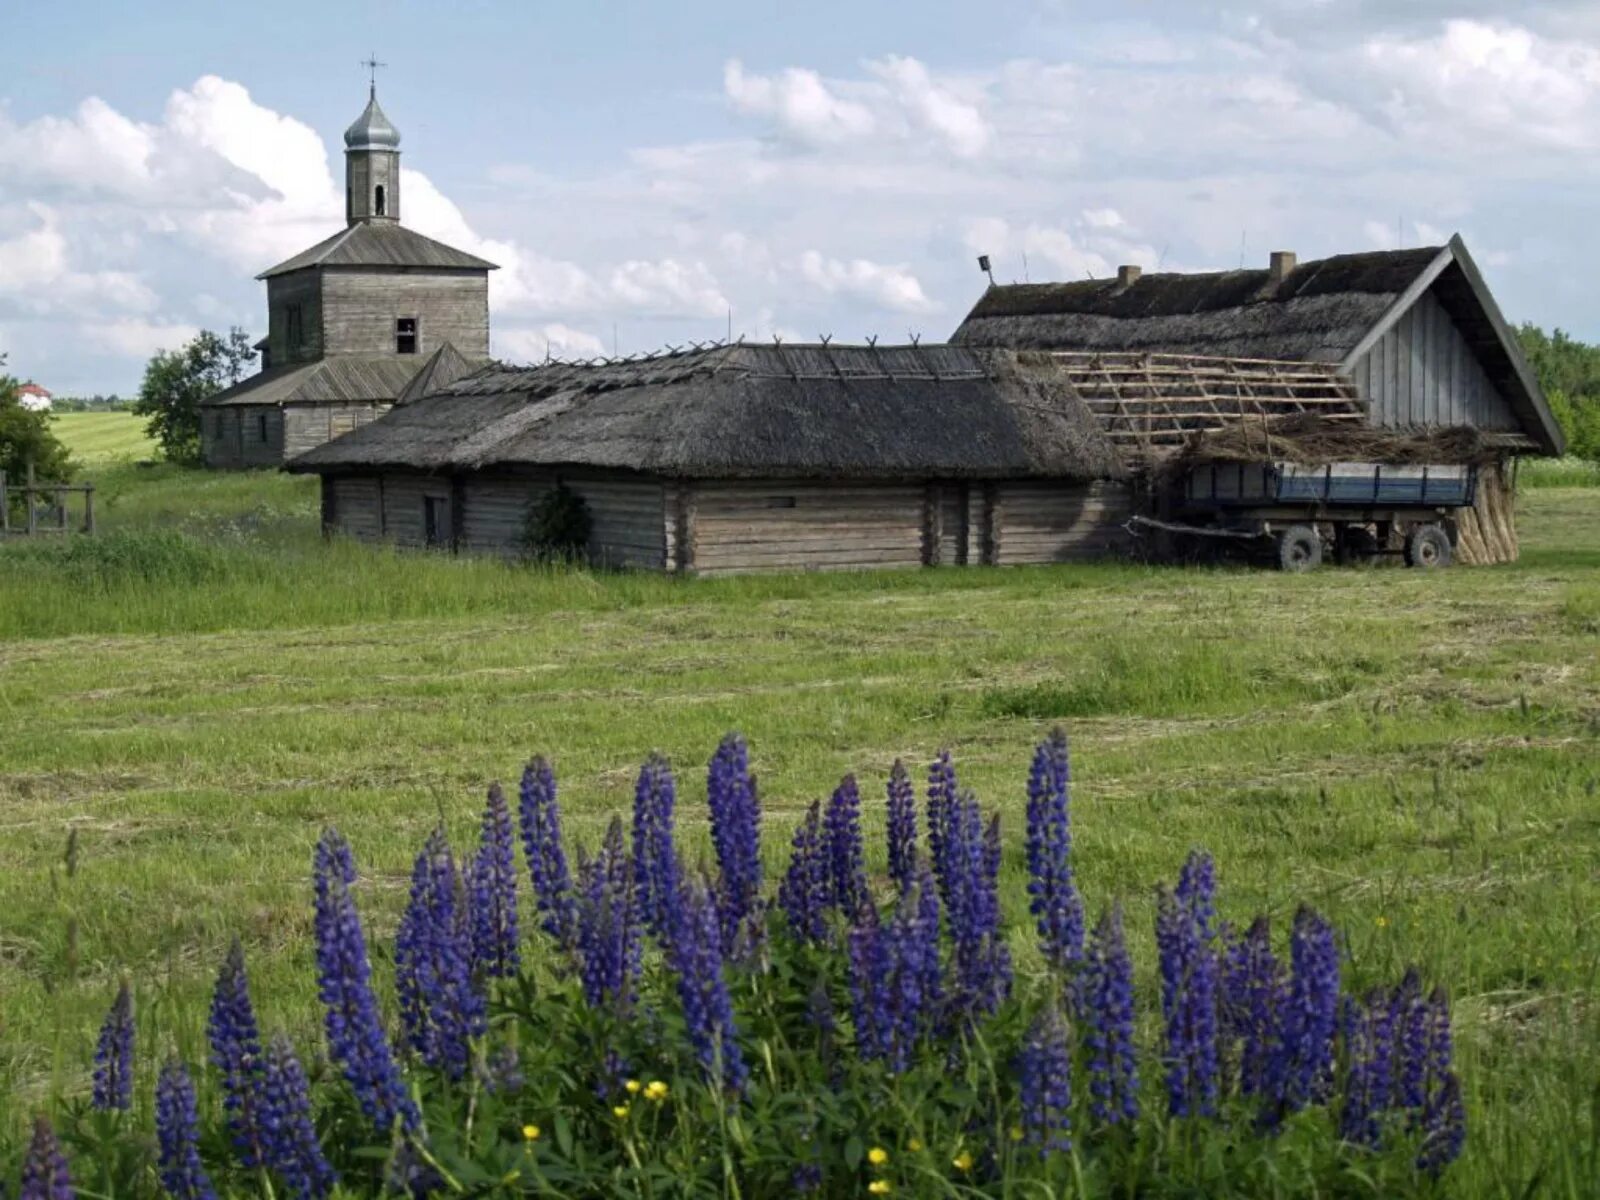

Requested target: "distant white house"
[{"left": 17, "top": 384, "right": 52, "bottom": 412}]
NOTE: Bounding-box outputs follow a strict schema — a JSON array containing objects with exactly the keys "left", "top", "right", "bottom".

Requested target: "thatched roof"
[
  {"left": 202, "top": 356, "right": 424, "bottom": 408},
  {"left": 259, "top": 221, "right": 497, "bottom": 278},
  {"left": 1166, "top": 413, "right": 1526, "bottom": 474},
  {"left": 286, "top": 342, "right": 1126, "bottom": 481}
]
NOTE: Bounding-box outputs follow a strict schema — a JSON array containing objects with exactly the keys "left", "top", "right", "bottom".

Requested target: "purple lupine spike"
[
  {"left": 395, "top": 827, "right": 486, "bottom": 1080},
  {"left": 886, "top": 759, "right": 918, "bottom": 892},
  {"left": 1278, "top": 906, "right": 1340, "bottom": 1111},
  {"left": 260, "top": 1033, "right": 337, "bottom": 1200},
  {"left": 946, "top": 791, "right": 1012, "bottom": 1019},
  {"left": 1026, "top": 729, "right": 1084, "bottom": 972},
  {"left": 632, "top": 755, "right": 680, "bottom": 940},
  {"left": 1339, "top": 987, "right": 1398, "bottom": 1149},
  {"left": 575, "top": 818, "right": 642, "bottom": 1012},
  {"left": 92, "top": 980, "right": 134, "bottom": 1112},
  {"left": 1176, "top": 850, "right": 1217, "bottom": 942},
  {"left": 1018, "top": 1004, "right": 1073, "bottom": 1153},
  {"left": 1083, "top": 903, "right": 1139, "bottom": 1125},
  {"left": 1418, "top": 1068, "right": 1466, "bottom": 1174},
  {"left": 847, "top": 911, "right": 890, "bottom": 1064},
  {"left": 156, "top": 1061, "right": 216, "bottom": 1200},
  {"left": 848, "top": 866, "right": 942, "bottom": 1073},
  {"left": 926, "top": 750, "right": 959, "bottom": 910},
  {"left": 19, "top": 1116, "right": 73, "bottom": 1200},
  {"left": 208, "top": 940, "right": 268, "bottom": 1168},
  {"left": 823, "top": 775, "right": 867, "bottom": 920},
  {"left": 1156, "top": 884, "right": 1219, "bottom": 1118},
  {"left": 1394, "top": 968, "right": 1429, "bottom": 1114},
  {"left": 1219, "top": 917, "right": 1280, "bottom": 1100},
  {"left": 518, "top": 757, "right": 576, "bottom": 947},
  {"left": 312, "top": 829, "right": 417, "bottom": 1134},
  {"left": 667, "top": 872, "right": 747, "bottom": 1093},
  {"left": 778, "top": 800, "right": 830, "bottom": 944},
  {"left": 708, "top": 733, "right": 762, "bottom": 952},
  {"left": 469, "top": 782, "right": 520, "bottom": 979}
]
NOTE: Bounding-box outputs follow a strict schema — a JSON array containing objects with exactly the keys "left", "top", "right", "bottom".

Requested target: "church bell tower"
[{"left": 344, "top": 82, "right": 401, "bottom": 225}]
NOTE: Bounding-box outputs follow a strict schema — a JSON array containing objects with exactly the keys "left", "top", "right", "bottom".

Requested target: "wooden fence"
[{"left": 0, "top": 463, "right": 96, "bottom": 536}]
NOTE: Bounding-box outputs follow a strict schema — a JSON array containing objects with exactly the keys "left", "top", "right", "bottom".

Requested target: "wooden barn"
[
  {"left": 200, "top": 87, "right": 493, "bottom": 468},
  {"left": 286, "top": 343, "right": 1132, "bottom": 573},
  {"left": 953, "top": 237, "right": 1563, "bottom": 563}
]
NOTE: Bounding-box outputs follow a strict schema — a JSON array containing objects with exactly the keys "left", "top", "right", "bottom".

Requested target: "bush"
[
  {"left": 521, "top": 483, "right": 592, "bottom": 563},
  {"left": 6, "top": 734, "right": 1468, "bottom": 1198},
  {"left": 1, "top": 365, "right": 73, "bottom": 500}
]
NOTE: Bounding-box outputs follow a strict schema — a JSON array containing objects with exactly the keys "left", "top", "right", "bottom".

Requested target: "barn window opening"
[
  {"left": 424, "top": 495, "right": 450, "bottom": 548},
  {"left": 374, "top": 184, "right": 386, "bottom": 216},
  {"left": 396, "top": 317, "right": 418, "bottom": 355},
  {"left": 285, "top": 304, "right": 304, "bottom": 350},
  {"left": 257, "top": 413, "right": 269, "bottom": 443},
  {"left": 763, "top": 495, "right": 798, "bottom": 509}
]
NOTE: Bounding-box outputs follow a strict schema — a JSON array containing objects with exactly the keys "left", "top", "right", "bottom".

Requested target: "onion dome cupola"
[{"left": 344, "top": 86, "right": 401, "bottom": 225}]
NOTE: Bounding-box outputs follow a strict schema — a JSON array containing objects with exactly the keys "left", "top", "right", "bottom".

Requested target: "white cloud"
[
  {"left": 495, "top": 323, "right": 606, "bottom": 362},
  {"left": 797, "top": 250, "right": 937, "bottom": 313},
  {"left": 608, "top": 259, "right": 727, "bottom": 317},
  {"left": 724, "top": 60, "right": 876, "bottom": 147},
  {"left": 0, "top": 205, "right": 157, "bottom": 315},
  {"left": 868, "top": 56, "right": 991, "bottom": 157},
  {"left": 88, "top": 318, "right": 201, "bottom": 358}
]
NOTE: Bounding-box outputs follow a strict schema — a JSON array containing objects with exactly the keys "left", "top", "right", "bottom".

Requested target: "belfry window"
[
  {"left": 374, "top": 184, "right": 386, "bottom": 216},
  {"left": 396, "top": 317, "right": 418, "bottom": 355}
]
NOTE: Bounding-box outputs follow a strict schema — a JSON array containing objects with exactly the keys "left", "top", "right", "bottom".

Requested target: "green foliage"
[
  {"left": 1517, "top": 324, "right": 1600, "bottom": 461},
  {"left": 521, "top": 482, "right": 593, "bottom": 563},
  {"left": 0, "top": 355, "right": 74, "bottom": 493},
  {"left": 132, "top": 327, "right": 256, "bottom": 464}
]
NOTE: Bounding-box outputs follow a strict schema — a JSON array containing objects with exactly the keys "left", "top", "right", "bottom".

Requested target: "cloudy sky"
[{"left": 4, "top": 0, "right": 1598, "bottom": 393}]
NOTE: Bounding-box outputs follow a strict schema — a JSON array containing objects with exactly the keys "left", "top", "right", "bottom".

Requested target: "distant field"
[
  {"left": 0, "top": 469, "right": 1595, "bottom": 1195},
  {"left": 51, "top": 410, "right": 157, "bottom": 463}
]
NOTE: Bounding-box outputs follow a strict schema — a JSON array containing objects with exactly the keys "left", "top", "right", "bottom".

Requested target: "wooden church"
[{"left": 200, "top": 86, "right": 495, "bottom": 468}]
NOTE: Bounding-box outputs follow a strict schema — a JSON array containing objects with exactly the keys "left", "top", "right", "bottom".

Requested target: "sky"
[{"left": 4, "top": 0, "right": 1599, "bottom": 394}]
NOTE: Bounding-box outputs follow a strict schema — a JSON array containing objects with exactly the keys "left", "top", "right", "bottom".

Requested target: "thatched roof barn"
[{"left": 288, "top": 343, "right": 1133, "bottom": 573}]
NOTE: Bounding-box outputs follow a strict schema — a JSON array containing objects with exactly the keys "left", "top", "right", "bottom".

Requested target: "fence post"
[
  {"left": 25, "top": 461, "right": 37, "bottom": 536},
  {"left": 84, "top": 483, "right": 96, "bottom": 535}
]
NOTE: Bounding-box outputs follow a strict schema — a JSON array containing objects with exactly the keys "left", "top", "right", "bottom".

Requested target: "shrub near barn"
[{"left": 13, "top": 734, "right": 1465, "bottom": 1198}]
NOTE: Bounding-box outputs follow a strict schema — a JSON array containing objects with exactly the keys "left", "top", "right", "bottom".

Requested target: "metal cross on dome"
[{"left": 361, "top": 54, "right": 387, "bottom": 95}]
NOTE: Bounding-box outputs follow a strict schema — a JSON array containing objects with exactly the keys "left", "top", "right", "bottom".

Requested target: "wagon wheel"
[
  {"left": 1404, "top": 524, "right": 1453, "bottom": 569},
  {"left": 1337, "top": 524, "right": 1381, "bottom": 566},
  {"left": 1275, "top": 524, "right": 1322, "bottom": 573}
]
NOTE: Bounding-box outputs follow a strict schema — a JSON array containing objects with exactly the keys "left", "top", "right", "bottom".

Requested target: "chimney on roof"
[
  {"left": 1268, "top": 251, "right": 1297, "bottom": 283},
  {"left": 1117, "top": 264, "right": 1142, "bottom": 287}
]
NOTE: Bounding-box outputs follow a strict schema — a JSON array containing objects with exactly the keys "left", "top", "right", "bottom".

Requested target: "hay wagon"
[{"left": 1136, "top": 459, "right": 1476, "bottom": 571}]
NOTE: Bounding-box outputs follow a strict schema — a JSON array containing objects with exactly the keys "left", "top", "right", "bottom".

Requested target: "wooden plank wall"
[
  {"left": 328, "top": 477, "right": 382, "bottom": 541},
  {"left": 1352, "top": 289, "right": 1520, "bottom": 431},
  {"left": 991, "top": 481, "right": 1132, "bottom": 565},
  {"left": 379, "top": 474, "right": 453, "bottom": 547},
  {"left": 457, "top": 471, "right": 667, "bottom": 567},
  {"left": 689, "top": 481, "right": 924, "bottom": 575},
  {"left": 266, "top": 271, "right": 322, "bottom": 364},
  {"left": 320, "top": 271, "right": 490, "bottom": 359},
  {"left": 284, "top": 403, "right": 389, "bottom": 459},
  {"left": 202, "top": 407, "right": 283, "bottom": 469}
]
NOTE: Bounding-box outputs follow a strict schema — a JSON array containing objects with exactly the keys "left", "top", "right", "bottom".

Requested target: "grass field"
[
  {"left": 0, "top": 468, "right": 1596, "bottom": 1196},
  {"left": 50, "top": 410, "right": 157, "bottom": 464}
]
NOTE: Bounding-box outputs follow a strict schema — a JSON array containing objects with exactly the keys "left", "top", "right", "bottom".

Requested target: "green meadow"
[{"left": 1, "top": 443, "right": 1596, "bottom": 1195}]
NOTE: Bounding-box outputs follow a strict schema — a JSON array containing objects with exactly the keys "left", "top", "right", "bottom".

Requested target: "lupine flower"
[
  {"left": 312, "top": 829, "right": 417, "bottom": 1134},
  {"left": 1156, "top": 883, "right": 1219, "bottom": 1118},
  {"left": 848, "top": 867, "right": 942, "bottom": 1072},
  {"left": 208, "top": 939, "right": 267, "bottom": 1167},
  {"left": 945, "top": 792, "right": 1012, "bottom": 1018},
  {"left": 20, "top": 1116, "right": 73, "bottom": 1200},
  {"left": 1418, "top": 1067, "right": 1466, "bottom": 1174},
  {"left": 823, "top": 775, "right": 867, "bottom": 920},
  {"left": 260, "top": 1033, "right": 336, "bottom": 1200},
  {"left": 1394, "top": 969, "right": 1429, "bottom": 1113},
  {"left": 1018, "top": 1005, "right": 1073, "bottom": 1153},
  {"left": 469, "top": 782, "right": 520, "bottom": 979},
  {"left": 926, "top": 750, "right": 959, "bottom": 910},
  {"left": 575, "top": 818, "right": 642, "bottom": 1012},
  {"left": 1339, "top": 988, "right": 1397, "bottom": 1149},
  {"left": 1219, "top": 917, "right": 1280, "bottom": 1100},
  {"left": 666, "top": 872, "right": 747, "bottom": 1093},
  {"left": 1083, "top": 904, "right": 1139, "bottom": 1125},
  {"left": 708, "top": 734, "right": 762, "bottom": 953},
  {"left": 1175, "top": 850, "right": 1217, "bottom": 942},
  {"left": 632, "top": 755, "right": 680, "bottom": 939},
  {"left": 1275, "top": 906, "right": 1340, "bottom": 1112},
  {"left": 156, "top": 1061, "right": 216, "bottom": 1200},
  {"left": 886, "top": 759, "right": 918, "bottom": 892},
  {"left": 92, "top": 980, "right": 134, "bottom": 1111},
  {"left": 778, "top": 800, "right": 830, "bottom": 944},
  {"left": 1025, "top": 729, "right": 1084, "bottom": 971},
  {"left": 395, "top": 827, "right": 486, "bottom": 1079},
  {"left": 519, "top": 757, "right": 576, "bottom": 946}
]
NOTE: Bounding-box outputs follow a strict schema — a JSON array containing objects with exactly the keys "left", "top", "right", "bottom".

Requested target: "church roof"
[
  {"left": 344, "top": 91, "right": 400, "bottom": 150},
  {"left": 258, "top": 221, "right": 498, "bottom": 278},
  {"left": 201, "top": 356, "right": 426, "bottom": 408},
  {"left": 396, "top": 341, "right": 481, "bottom": 405}
]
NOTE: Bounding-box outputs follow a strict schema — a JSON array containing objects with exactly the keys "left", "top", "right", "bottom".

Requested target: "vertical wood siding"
[
  {"left": 1352, "top": 289, "right": 1518, "bottom": 431},
  {"left": 265, "top": 271, "right": 323, "bottom": 364},
  {"left": 689, "top": 481, "right": 925, "bottom": 575},
  {"left": 379, "top": 473, "right": 453, "bottom": 547},
  {"left": 284, "top": 403, "right": 389, "bottom": 459},
  {"left": 329, "top": 477, "right": 382, "bottom": 541},
  {"left": 991, "top": 481, "right": 1131, "bottom": 564},
  {"left": 320, "top": 272, "right": 490, "bottom": 358},
  {"left": 201, "top": 407, "right": 283, "bottom": 469}
]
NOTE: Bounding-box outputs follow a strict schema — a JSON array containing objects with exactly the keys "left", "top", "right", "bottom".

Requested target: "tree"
[
  {"left": 133, "top": 328, "right": 256, "bottom": 464},
  {"left": 0, "top": 353, "right": 74, "bottom": 495},
  {"left": 1517, "top": 323, "right": 1600, "bottom": 462}
]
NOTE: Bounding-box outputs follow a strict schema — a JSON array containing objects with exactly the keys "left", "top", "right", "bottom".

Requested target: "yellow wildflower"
[
  {"left": 867, "top": 1146, "right": 889, "bottom": 1166},
  {"left": 1375, "top": 916, "right": 1389, "bottom": 929},
  {"left": 952, "top": 1150, "right": 975, "bottom": 1172},
  {"left": 521, "top": 1124, "right": 540, "bottom": 1142},
  {"left": 644, "top": 1080, "right": 670, "bottom": 1102},
  {"left": 1010, "top": 1125, "right": 1024, "bottom": 1142},
  {"left": 868, "top": 1182, "right": 893, "bottom": 1196},
  {"left": 612, "top": 1104, "right": 630, "bottom": 1119},
  {"left": 907, "top": 1138, "right": 924, "bottom": 1153},
  {"left": 624, "top": 1079, "right": 642, "bottom": 1094}
]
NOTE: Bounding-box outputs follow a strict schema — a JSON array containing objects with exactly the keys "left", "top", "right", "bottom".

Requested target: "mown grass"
[
  {"left": 0, "top": 469, "right": 1596, "bottom": 1196},
  {"left": 51, "top": 411, "right": 158, "bottom": 464}
]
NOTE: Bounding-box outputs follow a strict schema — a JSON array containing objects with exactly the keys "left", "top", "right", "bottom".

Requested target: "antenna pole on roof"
[
  {"left": 977, "top": 254, "right": 995, "bottom": 287},
  {"left": 1238, "top": 230, "right": 1246, "bottom": 269}
]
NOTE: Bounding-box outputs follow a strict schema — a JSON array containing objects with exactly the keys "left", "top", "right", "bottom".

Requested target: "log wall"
[
  {"left": 991, "top": 480, "right": 1133, "bottom": 564},
  {"left": 285, "top": 403, "right": 390, "bottom": 459},
  {"left": 688, "top": 481, "right": 925, "bottom": 575},
  {"left": 321, "top": 271, "right": 490, "bottom": 359},
  {"left": 201, "top": 406, "right": 284, "bottom": 469}
]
